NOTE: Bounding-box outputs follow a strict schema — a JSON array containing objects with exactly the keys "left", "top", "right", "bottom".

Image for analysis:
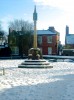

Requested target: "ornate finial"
[
  {"left": 34, "top": 5, "right": 36, "bottom": 13},
  {"left": 33, "top": 5, "right": 37, "bottom": 21}
]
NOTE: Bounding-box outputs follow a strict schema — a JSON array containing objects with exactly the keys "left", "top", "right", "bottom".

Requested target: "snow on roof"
[
  {"left": 66, "top": 34, "right": 74, "bottom": 44},
  {"left": 0, "top": 45, "right": 5, "bottom": 48},
  {"left": 37, "top": 30, "right": 56, "bottom": 35}
]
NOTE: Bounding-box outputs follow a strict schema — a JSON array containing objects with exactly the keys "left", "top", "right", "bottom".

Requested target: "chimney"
[
  {"left": 9, "top": 27, "right": 13, "bottom": 34},
  {"left": 48, "top": 26, "right": 55, "bottom": 32},
  {"left": 66, "top": 25, "right": 69, "bottom": 34}
]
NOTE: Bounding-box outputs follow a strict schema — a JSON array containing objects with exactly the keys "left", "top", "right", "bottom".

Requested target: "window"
[
  {"left": 11, "top": 46, "right": 19, "bottom": 55},
  {"left": 38, "top": 36, "right": 42, "bottom": 44},
  {"left": 40, "top": 47, "right": 42, "bottom": 54},
  {"left": 47, "top": 36, "right": 52, "bottom": 43},
  {"left": 48, "top": 47, "right": 52, "bottom": 55}
]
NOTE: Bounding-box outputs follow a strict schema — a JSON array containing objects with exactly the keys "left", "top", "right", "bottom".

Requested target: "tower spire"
[
  {"left": 33, "top": 5, "right": 37, "bottom": 21},
  {"left": 34, "top": 5, "right": 36, "bottom": 13}
]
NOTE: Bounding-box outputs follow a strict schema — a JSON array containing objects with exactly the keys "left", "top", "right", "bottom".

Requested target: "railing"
[{"left": 43, "top": 55, "right": 74, "bottom": 60}]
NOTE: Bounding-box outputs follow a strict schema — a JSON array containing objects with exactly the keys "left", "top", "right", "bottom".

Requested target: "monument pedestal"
[
  {"left": 18, "top": 59, "right": 53, "bottom": 68},
  {"left": 18, "top": 48, "right": 53, "bottom": 68}
]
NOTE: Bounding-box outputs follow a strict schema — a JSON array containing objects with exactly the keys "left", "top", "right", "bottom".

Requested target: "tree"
[
  {"left": 0, "top": 21, "right": 6, "bottom": 39},
  {"left": 9, "top": 19, "right": 33, "bottom": 32},
  {"left": 9, "top": 19, "right": 34, "bottom": 56},
  {"left": 18, "top": 31, "right": 33, "bottom": 56},
  {"left": 0, "top": 21, "right": 6, "bottom": 36},
  {"left": 0, "top": 23, "right": 1, "bottom": 31}
]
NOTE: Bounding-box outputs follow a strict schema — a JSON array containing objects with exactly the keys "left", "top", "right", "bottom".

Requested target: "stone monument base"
[
  {"left": 18, "top": 59, "right": 53, "bottom": 68},
  {"left": 18, "top": 48, "right": 53, "bottom": 68}
]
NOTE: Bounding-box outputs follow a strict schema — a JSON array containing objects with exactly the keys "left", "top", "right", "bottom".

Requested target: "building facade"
[
  {"left": 63, "top": 25, "right": 74, "bottom": 56},
  {"left": 8, "top": 28, "right": 33, "bottom": 57},
  {"left": 8, "top": 28, "right": 19, "bottom": 56},
  {"left": 65, "top": 25, "right": 74, "bottom": 49},
  {"left": 8, "top": 27, "right": 60, "bottom": 56},
  {"left": 37, "top": 27, "right": 60, "bottom": 55}
]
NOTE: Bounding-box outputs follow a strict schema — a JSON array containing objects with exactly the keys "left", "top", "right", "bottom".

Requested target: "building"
[
  {"left": 8, "top": 28, "right": 19, "bottom": 56},
  {"left": 8, "top": 28, "right": 33, "bottom": 57},
  {"left": 0, "top": 32, "right": 11, "bottom": 57},
  {"left": 63, "top": 25, "right": 74, "bottom": 56},
  {"left": 65, "top": 25, "right": 74, "bottom": 49},
  {"left": 37, "top": 27, "right": 60, "bottom": 55},
  {"left": 8, "top": 26, "right": 60, "bottom": 56}
]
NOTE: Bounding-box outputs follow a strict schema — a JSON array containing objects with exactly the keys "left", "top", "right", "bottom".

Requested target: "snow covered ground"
[{"left": 0, "top": 59, "right": 74, "bottom": 100}]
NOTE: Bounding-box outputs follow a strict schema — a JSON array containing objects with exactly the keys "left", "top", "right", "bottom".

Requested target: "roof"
[
  {"left": 37, "top": 30, "right": 56, "bottom": 35},
  {"left": 0, "top": 45, "right": 5, "bottom": 48},
  {"left": 66, "top": 34, "right": 74, "bottom": 44}
]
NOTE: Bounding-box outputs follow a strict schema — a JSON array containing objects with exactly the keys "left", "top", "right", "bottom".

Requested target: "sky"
[{"left": 0, "top": 0, "right": 74, "bottom": 44}]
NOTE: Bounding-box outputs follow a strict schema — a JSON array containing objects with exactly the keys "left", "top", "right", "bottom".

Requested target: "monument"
[
  {"left": 18, "top": 6, "right": 53, "bottom": 68},
  {"left": 28, "top": 6, "right": 43, "bottom": 60}
]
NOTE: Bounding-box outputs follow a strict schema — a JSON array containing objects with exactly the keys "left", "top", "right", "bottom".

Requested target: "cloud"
[{"left": 34, "top": 0, "right": 74, "bottom": 12}]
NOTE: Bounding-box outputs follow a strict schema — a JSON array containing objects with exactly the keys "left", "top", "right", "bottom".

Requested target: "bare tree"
[
  {"left": 8, "top": 19, "right": 34, "bottom": 55},
  {"left": 9, "top": 19, "right": 33, "bottom": 32},
  {"left": 0, "top": 21, "right": 5, "bottom": 36},
  {"left": 0, "top": 21, "right": 2, "bottom": 31}
]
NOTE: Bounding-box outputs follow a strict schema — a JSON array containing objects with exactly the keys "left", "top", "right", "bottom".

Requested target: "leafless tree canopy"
[
  {"left": 0, "top": 21, "right": 5, "bottom": 36},
  {"left": 0, "top": 21, "right": 2, "bottom": 31},
  {"left": 9, "top": 19, "right": 33, "bottom": 32}
]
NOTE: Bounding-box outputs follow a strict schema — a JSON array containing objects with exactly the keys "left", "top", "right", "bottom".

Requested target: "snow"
[{"left": 0, "top": 59, "right": 74, "bottom": 100}]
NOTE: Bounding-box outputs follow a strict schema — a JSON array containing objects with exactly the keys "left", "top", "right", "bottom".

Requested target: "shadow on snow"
[{"left": 0, "top": 74, "right": 74, "bottom": 100}]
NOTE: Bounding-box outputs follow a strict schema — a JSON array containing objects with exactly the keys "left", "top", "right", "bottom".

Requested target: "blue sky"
[{"left": 0, "top": 0, "right": 74, "bottom": 44}]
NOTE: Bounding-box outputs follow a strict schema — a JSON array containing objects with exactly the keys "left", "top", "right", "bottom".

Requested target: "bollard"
[{"left": 3, "top": 67, "right": 5, "bottom": 75}]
